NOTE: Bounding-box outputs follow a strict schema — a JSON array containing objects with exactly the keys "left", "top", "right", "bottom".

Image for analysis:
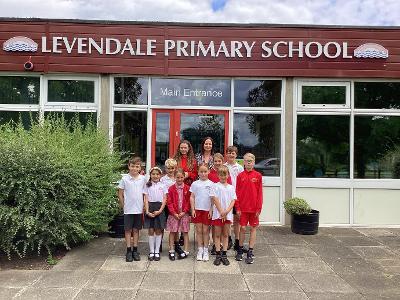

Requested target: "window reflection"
[
  {"left": 234, "top": 80, "right": 281, "bottom": 107},
  {"left": 0, "top": 111, "right": 38, "bottom": 129},
  {"left": 0, "top": 76, "right": 40, "bottom": 104},
  {"left": 48, "top": 80, "right": 94, "bottom": 103},
  {"left": 355, "top": 82, "right": 400, "bottom": 109},
  {"left": 114, "top": 77, "right": 148, "bottom": 105},
  {"left": 233, "top": 113, "right": 280, "bottom": 176},
  {"left": 155, "top": 113, "right": 170, "bottom": 168},
  {"left": 151, "top": 78, "right": 230, "bottom": 106},
  {"left": 297, "top": 115, "right": 349, "bottom": 178},
  {"left": 354, "top": 116, "right": 400, "bottom": 179},
  {"left": 302, "top": 86, "right": 346, "bottom": 105}
]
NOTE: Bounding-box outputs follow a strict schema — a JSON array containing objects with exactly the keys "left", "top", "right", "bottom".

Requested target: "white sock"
[
  {"left": 154, "top": 235, "right": 162, "bottom": 254},
  {"left": 149, "top": 235, "right": 155, "bottom": 253},
  {"left": 203, "top": 246, "right": 207, "bottom": 253}
]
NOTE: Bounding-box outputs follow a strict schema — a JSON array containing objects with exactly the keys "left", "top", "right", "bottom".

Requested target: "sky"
[{"left": 0, "top": 0, "right": 399, "bottom": 26}]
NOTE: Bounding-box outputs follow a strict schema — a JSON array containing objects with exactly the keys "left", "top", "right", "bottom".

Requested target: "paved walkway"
[{"left": 1, "top": 226, "right": 400, "bottom": 299}]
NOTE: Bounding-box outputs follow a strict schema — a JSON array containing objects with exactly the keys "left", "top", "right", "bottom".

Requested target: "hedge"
[{"left": 0, "top": 114, "right": 122, "bottom": 258}]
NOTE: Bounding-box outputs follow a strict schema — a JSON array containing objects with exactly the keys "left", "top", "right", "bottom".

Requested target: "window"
[
  {"left": 114, "top": 77, "right": 148, "bottom": 105},
  {"left": 234, "top": 80, "right": 281, "bottom": 107},
  {"left": 113, "top": 111, "right": 147, "bottom": 166},
  {"left": 355, "top": 82, "right": 400, "bottom": 109},
  {"left": 151, "top": 78, "right": 230, "bottom": 106},
  {"left": 43, "top": 112, "right": 97, "bottom": 128},
  {"left": 0, "top": 111, "right": 38, "bottom": 129},
  {"left": 354, "top": 116, "right": 400, "bottom": 179},
  {"left": 298, "top": 82, "right": 350, "bottom": 108},
  {"left": 297, "top": 115, "right": 350, "bottom": 178},
  {"left": 233, "top": 113, "right": 281, "bottom": 176},
  {"left": 0, "top": 76, "right": 40, "bottom": 104},
  {"left": 48, "top": 80, "right": 95, "bottom": 103}
]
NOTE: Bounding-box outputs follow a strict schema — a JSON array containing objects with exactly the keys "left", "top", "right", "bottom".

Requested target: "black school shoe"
[
  {"left": 221, "top": 255, "right": 230, "bottom": 266},
  {"left": 210, "top": 244, "right": 216, "bottom": 255},
  {"left": 132, "top": 251, "right": 141, "bottom": 261},
  {"left": 154, "top": 253, "right": 161, "bottom": 261},
  {"left": 168, "top": 251, "right": 176, "bottom": 261},
  {"left": 245, "top": 250, "right": 254, "bottom": 264},
  {"left": 213, "top": 254, "right": 222, "bottom": 266},
  {"left": 235, "top": 247, "right": 243, "bottom": 261},
  {"left": 125, "top": 250, "right": 133, "bottom": 262}
]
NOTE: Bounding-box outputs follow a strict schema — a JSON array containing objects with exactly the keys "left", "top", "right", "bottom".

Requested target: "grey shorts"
[{"left": 124, "top": 214, "right": 143, "bottom": 231}]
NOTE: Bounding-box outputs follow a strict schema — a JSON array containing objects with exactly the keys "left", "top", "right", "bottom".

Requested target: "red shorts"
[
  {"left": 211, "top": 219, "right": 232, "bottom": 226},
  {"left": 239, "top": 212, "right": 259, "bottom": 227},
  {"left": 191, "top": 210, "right": 210, "bottom": 225}
]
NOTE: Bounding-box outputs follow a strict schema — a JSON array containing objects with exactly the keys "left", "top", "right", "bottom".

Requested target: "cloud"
[{"left": 0, "top": 0, "right": 398, "bottom": 26}]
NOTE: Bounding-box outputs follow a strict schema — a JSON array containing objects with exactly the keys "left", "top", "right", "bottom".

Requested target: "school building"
[{"left": 1, "top": 18, "right": 399, "bottom": 226}]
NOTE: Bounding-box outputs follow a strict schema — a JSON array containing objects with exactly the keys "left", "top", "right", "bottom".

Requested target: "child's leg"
[
  {"left": 169, "top": 232, "right": 177, "bottom": 251},
  {"left": 125, "top": 230, "right": 133, "bottom": 248},
  {"left": 214, "top": 226, "right": 222, "bottom": 252},
  {"left": 148, "top": 228, "right": 155, "bottom": 254},
  {"left": 132, "top": 229, "right": 139, "bottom": 248},
  {"left": 183, "top": 232, "right": 189, "bottom": 252},
  {"left": 154, "top": 228, "right": 163, "bottom": 254},
  {"left": 234, "top": 214, "right": 240, "bottom": 241},
  {"left": 249, "top": 226, "right": 257, "bottom": 249},
  {"left": 196, "top": 224, "right": 203, "bottom": 248},
  {"left": 221, "top": 224, "right": 230, "bottom": 251},
  {"left": 202, "top": 224, "right": 210, "bottom": 248},
  {"left": 239, "top": 226, "right": 246, "bottom": 247}
]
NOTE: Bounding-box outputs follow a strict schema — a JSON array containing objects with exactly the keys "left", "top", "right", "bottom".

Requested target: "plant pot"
[
  {"left": 291, "top": 209, "right": 319, "bottom": 235},
  {"left": 109, "top": 213, "right": 125, "bottom": 238}
]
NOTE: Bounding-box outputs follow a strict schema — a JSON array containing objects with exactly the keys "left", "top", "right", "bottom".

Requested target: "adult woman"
[
  {"left": 174, "top": 140, "right": 197, "bottom": 186},
  {"left": 195, "top": 137, "right": 214, "bottom": 169}
]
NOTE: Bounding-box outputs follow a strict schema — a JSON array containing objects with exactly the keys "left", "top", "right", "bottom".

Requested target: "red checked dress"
[{"left": 166, "top": 184, "right": 191, "bottom": 233}]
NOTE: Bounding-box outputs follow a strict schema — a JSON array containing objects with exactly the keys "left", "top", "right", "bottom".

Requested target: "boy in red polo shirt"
[{"left": 235, "top": 153, "right": 263, "bottom": 264}]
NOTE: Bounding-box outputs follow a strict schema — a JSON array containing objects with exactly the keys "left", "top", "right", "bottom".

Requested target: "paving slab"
[
  {"left": 136, "top": 290, "right": 193, "bottom": 300},
  {"left": 341, "top": 274, "right": 400, "bottom": 295},
  {"left": 292, "top": 273, "right": 356, "bottom": 293},
  {"left": 306, "top": 292, "right": 364, "bottom": 299},
  {"left": 85, "top": 270, "right": 144, "bottom": 289},
  {"left": 100, "top": 255, "right": 147, "bottom": 271},
  {"left": 318, "top": 228, "right": 364, "bottom": 236},
  {"left": 369, "top": 258, "right": 400, "bottom": 274},
  {"left": 32, "top": 270, "right": 94, "bottom": 289},
  {"left": 271, "top": 245, "right": 318, "bottom": 258},
  {"left": 310, "top": 244, "right": 362, "bottom": 259},
  {"left": 350, "top": 246, "right": 396, "bottom": 259},
  {"left": 75, "top": 288, "right": 136, "bottom": 300},
  {"left": 14, "top": 287, "right": 79, "bottom": 300},
  {"left": 239, "top": 257, "right": 286, "bottom": 274},
  {"left": 195, "top": 273, "right": 247, "bottom": 291},
  {"left": 0, "top": 270, "right": 44, "bottom": 288},
  {"left": 141, "top": 271, "right": 193, "bottom": 291},
  {"left": 251, "top": 291, "right": 308, "bottom": 300},
  {"left": 0, "top": 287, "right": 22, "bottom": 299},
  {"left": 194, "top": 291, "right": 251, "bottom": 300},
  {"left": 148, "top": 256, "right": 194, "bottom": 272},
  {"left": 280, "top": 257, "right": 334, "bottom": 274},
  {"left": 300, "top": 234, "right": 343, "bottom": 246},
  {"left": 323, "top": 257, "right": 384, "bottom": 275},
  {"left": 247, "top": 244, "right": 277, "bottom": 257},
  {"left": 373, "top": 236, "right": 400, "bottom": 247},
  {"left": 335, "top": 236, "right": 382, "bottom": 246},
  {"left": 52, "top": 259, "right": 104, "bottom": 272},
  {"left": 244, "top": 274, "right": 302, "bottom": 292},
  {"left": 355, "top": 228, "right": 396, "bottom": 237},
  {"left": 263, "top": 232, "right": 308, "bottom": 245},
  {"left": 194, "top": 258, "right": 241, "bottom": 274}
]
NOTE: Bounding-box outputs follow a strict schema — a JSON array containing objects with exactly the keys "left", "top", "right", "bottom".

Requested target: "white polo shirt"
[
  {"left": 143, "top": 181, "right": 168, "bottom": 202},
  {"left": 160, "top": 175, "right": 175, "bottom": 189},
  {"left": 224, "top": 162, "right": 244, "bottom": 188},
  {"left": 189, "top": 179, "right": 213, "bottom": 211},
  {"left": 118, "top": 174, "right": 146, "bottom": 214},
  {"left": 210, "top": 182, "right": 237, "bottom": 222}
]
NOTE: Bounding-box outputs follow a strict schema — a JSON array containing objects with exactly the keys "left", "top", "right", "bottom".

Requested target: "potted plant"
[{"left": 284, "top": 197, "right": 319, "bottom": 235}]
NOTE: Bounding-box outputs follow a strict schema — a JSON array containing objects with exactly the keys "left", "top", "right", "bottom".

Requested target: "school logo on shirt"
[{"left": 251, "top": 178, "right": 258, "bottom": 183}]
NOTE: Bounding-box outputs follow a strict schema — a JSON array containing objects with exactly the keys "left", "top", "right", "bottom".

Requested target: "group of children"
[{"left": 118, "top": 145, "right": 263, "bottom": 266}]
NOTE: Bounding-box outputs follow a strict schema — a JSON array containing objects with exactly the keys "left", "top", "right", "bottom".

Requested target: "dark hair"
[
  {"left": 128, "top": 156, "right": 142, "bottom": 166},
  {"left": 174, "top": 140, "right": 195, "bottom": 171},
  {"left": 226, "top": 145, "right": 238, "bottom": 154},
  {"left": 146, "top": 167, "right": 162, "bottom": 187},
  {"left": 201, "top": 136, "right": 214, "bottom": 156}
]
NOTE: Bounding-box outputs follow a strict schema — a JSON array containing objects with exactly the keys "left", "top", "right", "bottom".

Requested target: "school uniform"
[
  {"left": 236, "top": 169, "right": 263, "bottom": 227},
  {"left": 143, "top": 181, "right": 168, "bottom": 229},
  {"left": 160, "top": 175, "right": 175, "bottom": 217},
  {"left": 189, "top": 179, "right": 213, "bottom": 225},
  {"left": 208, "top": 168, "right": 232, "bottom": 184},
  {"left": 210, "top": 182, "right": 236, "bottom": 226},
  {"left": 166, "top": 183, "right": 191, "bottom": 233},
  {"left": 224, "top": 162, "right": 244, "bottom": 214},
  {"left": 118, "top": 174, "right": 146, "bottom": 230},
  {"left": 178, "top": 155, "right": 197, "bottom": 186}
]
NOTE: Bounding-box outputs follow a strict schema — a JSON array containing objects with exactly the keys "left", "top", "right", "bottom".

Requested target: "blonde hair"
[
  {"left": 217, "top": 165, "right": 229, "bottom": 176},
  {"left": 244, "top": 153, "right": 255, "bottom": 161},
  {"left": 213, "top": 152, "right": 224, "bottom": 161},
  {"left": 165, "top": 158, "right": 177, "bottom": 168}
]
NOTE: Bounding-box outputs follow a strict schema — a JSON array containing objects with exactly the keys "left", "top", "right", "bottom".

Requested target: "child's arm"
[
  {"left": 212, "top": 196, "right": 224, "bottom": 216},
  {"left": 117, "top": 188, "right": 124, "bottom": 209},
  {"left": 225, "top": 199, "right": 236, "bottom": 216},
  {"left": 156, "top": 194, "right": 167, "bottom": 216},
  {"left": 256, "top": 174, "right": 263, "bottom": 217},
  {"left": 190, "top": 193, "right": 196, "bottom": 218},
  {"left": 235, "top": 177, "right": 242, "bottom": 217},
  {"left": 144, "top": 194, "right": 154, "bottom": 218}
]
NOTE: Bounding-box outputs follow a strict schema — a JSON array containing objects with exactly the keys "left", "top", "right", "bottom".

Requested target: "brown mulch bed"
[{"left": 0, "top": 248, "right": 67, "bottom": 270}]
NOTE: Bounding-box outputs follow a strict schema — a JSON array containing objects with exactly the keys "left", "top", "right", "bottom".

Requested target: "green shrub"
[
  {"left": 284, "top": 197, "right": 312, "bottom": 215},
  {"left": 0, "top": 113, "right": 122, "bottom": 258}
]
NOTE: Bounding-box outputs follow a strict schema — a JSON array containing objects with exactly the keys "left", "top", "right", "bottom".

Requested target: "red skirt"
[{"left": 191, "top": 209, "right": 211, "bottom": 225}]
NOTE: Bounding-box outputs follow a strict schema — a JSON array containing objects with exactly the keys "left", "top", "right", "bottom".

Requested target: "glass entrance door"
[{"left": 151, "top": 109, "right": 229, "bottom": 167}]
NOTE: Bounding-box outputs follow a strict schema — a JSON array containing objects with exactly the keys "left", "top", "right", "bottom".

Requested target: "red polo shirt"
[
  {"left": 235, "top": 169, "right": 263, "bottom": 213},
  {"left": 208, "top": 168, "right": 232, "bottom": 184}
]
